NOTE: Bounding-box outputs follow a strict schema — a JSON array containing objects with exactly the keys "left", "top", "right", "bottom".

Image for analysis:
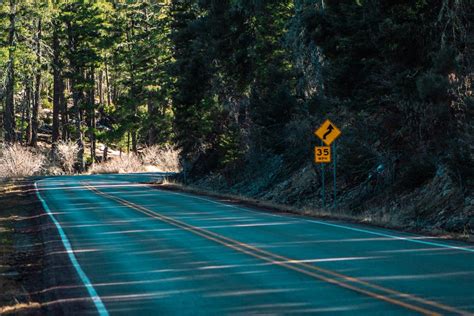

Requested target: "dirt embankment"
[{"left": 0, "top": 179, "right": 94, "bottom": 315}]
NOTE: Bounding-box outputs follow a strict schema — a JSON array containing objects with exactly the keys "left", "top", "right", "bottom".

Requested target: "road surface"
[{"left": 35, "top": 174, "right": 474, "bottom": 315}]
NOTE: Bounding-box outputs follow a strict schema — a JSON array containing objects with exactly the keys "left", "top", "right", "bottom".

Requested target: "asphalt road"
[{"left": 35, "top": 174, "right": 474, "bottom": 315}]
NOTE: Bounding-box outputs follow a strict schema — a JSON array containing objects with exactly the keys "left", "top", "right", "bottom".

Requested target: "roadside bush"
[
  {"left": 141, "top": 145, "right": 181, "bottom": 172},
  {"left": 57, "top": 141, "right": 79, "bottom": 174},
  {"left": 0, "top": 144, "right": 45, "bottom": 178},
  {"left": 89, "top": 154, "right": 143, "bottom": 174}
]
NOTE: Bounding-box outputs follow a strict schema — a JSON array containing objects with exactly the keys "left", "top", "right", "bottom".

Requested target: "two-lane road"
[{"left": 36, "top": 175, "right": 474, "bottom": 315}]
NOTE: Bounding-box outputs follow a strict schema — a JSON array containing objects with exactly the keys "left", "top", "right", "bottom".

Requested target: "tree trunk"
[
  {"left": 4, "top": 0, "right": 16, "bottom": 143},
  {"left": 52, "top": 21, "right": 61, "bottom": 155},
  {"left": 127, "top": 132, "right": 131, "bottom": 155},
  {"left": 98, "top": 70, "right": 104, "bottom": 105},
  {"left": 126, "top": 21, "right": 139, "bottom": 155},
  {"left": 105, "top": 60, "right": 111, "bottom": 106},
  {"left": 72, "top": 80, "right": 85, "bottom": 172},
  {"left": 61, "top": 78, "right": 68, "bottom": 141},
  {"left": 131, "top": 130, "right": 138, "bottom": 154},
  {"left": 20, "top": 88, "right": 26, "bottom": 145},
  {"left": 25, "top": 81, "right": 32, "bottom": 144},
  {"left": 144, "top": 7, "right": 157, "bottom": 147},
  {"left": 88, "top": 68, "right": 96, "bottom": 165},
  {"left": 66, "top": 21, "right": 84, "bottom": 172},
  {"left": 31, "top": 17, "right": 42, "bottom": 147},
  {"left": 147, "top": 100, "right": 158, "bottom": 145},
  {"left": 103, "top": 144, "right": 108, "bottom": 162}
]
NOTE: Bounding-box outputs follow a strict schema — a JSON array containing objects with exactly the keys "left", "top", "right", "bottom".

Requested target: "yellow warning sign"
[
  {"left": 315, "top": 146, "right": 331, "bottom": 163},
  {"left": 315, "top": 119, "right": 341, "bottom": 146}
]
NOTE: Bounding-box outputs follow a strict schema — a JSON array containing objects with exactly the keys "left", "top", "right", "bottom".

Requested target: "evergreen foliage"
[{"left": 0, "top": 0, "right": 471, "bottom": 192}]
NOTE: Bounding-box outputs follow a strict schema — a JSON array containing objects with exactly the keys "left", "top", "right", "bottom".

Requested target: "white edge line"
[
  {"left": 151, "top": 185, "right": 474, "bottom": 254},
  {"left": 35, "top": 181, "right": 109, "bottom": 316}
]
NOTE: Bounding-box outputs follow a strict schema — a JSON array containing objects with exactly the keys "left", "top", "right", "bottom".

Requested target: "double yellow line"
[{"left": 83, "top": 183, "right": 470, "bottom": 316}]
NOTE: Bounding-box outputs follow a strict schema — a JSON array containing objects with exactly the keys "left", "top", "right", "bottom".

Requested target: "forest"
[{"left": 0, "top": 0, "right": 472, "bottom": 232}]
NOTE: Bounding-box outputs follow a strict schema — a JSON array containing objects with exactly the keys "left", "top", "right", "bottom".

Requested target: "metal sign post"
[
  {"left": 314, "top": 119, "right": 341, "bottom": 209},
  {"left": 333, "top": 141, "right": 337, "bottom": 208},
  {"left": 321, "top": 140, "right": 326, "bottom": 208}
]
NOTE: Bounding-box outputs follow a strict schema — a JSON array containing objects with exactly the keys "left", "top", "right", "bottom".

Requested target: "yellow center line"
[{"left": 82, "top": 183, "right": 471, "bottom": 315}]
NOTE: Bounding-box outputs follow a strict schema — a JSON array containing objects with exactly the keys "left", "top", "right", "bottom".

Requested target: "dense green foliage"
[
  {"left": 0, "top": 0, "right": 472, "bottom": 192},
  {"left": 169, "top": 0, "right": 472, "bottom": 192}
]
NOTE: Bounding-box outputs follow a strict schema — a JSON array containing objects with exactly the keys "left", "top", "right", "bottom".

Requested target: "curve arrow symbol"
[{"left": 323, "top": 124, "right": 334, "bottom": 140}]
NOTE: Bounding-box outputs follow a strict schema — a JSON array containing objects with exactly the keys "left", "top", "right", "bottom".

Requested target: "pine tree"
[{"left": 60, "top": 2, "right": 109, "bottom": 170}]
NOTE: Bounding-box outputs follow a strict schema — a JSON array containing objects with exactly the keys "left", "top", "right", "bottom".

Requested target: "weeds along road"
[{"left": 35, "top": 174, "right": 474, "bottom": 315}]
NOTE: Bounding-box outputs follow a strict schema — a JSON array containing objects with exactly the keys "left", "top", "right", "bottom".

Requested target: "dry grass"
[
  {"left": 141, "top": 145, "right": 181, "bottom": 172},
  {"left": 0, "top": 144, "right": 45, "bottom": 178},
  {"left": 89, "top": 154, "right": 144, "bottom": 174},
  {"left": 0, "top": 302, "right": 41, "bottom": 314},
  {"left": 90, "top": 145, "right": 181, "bottom": 175},
  {"left": 56, "top": 141, "right": 79, "bottom": 174}
]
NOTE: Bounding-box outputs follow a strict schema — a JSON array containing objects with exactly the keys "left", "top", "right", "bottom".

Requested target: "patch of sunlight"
[
  {"left": 361, "top": 271, "right": 474, "bottom": 281},
  {"left": 206, "top": 288, "right": 300, "bottom": 297},
  {"left": 101, "top": 289, "right": 197, "bottom": 302}
]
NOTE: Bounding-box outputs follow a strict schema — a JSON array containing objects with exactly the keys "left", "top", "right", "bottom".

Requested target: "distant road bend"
[{"left": 35, "top": 174, "right": 474, "bottom": 315}]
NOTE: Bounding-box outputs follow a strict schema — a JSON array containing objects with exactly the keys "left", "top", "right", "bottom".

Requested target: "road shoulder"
[
  {"left": 155, "top": 182, "right": 474, "bottom": 244},
  {"left": 0, "top": 178, "right": 96, "bottom": 315}
]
